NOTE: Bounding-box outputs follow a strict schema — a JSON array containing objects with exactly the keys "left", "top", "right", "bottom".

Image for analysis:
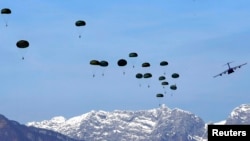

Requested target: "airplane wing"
[
  {"left": 213, "top": 70, "right": 228, "bottom": 78},
  {"left": 231, "top": 62, "right": 247, "bottom": 70}
]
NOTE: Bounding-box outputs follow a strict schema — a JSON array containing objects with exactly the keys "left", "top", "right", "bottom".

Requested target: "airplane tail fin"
[
  {"left": 223, "top": 61, "right": 233, "bottom": 68},
  {"left": 223, "top": 61, "right": 233, "bottom": 66}
]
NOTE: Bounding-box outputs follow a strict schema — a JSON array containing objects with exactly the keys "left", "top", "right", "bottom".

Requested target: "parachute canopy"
[
  {"left": 135, "top": 73, "right": 143, "bottom": 79},
  {"left": 16, "top": 40, "right": 29, "bottom": 48},
  {"left": 171, "top": 73, "right": 180, "bottom": 78},
  {"left": 158, "top": 76, "right": 166, "bottom": 81},
  {"left": 75, "top": 20, "right": 86, "bottom": 26},
  {"left": 1, "top": 8, "right": 11, "bottom": 14},
  {"left": 117, "top": 59, "right": 127, "bottom": 66},
  {"left": 160, "top": 61, "right": 168, "bottom": 66},
  {"left": 142, "top": 62, "right": 150, "bottom": 67},
  {"left": 129, "top": 52, "right": 138, "bottom": 57},
  {"left": 90, "top": 60, "right": 100, "bottom": 65},
  {"left": 161, "top": 81, "right": 169, "bottom": 86},
  {"left": 156, "top": 93, "right": 164, "bottom": 98},
  {"left": 143, "top": 73, "right": 152, "bottom": 78},
  {"left": 99, "top": 60, "right": 109, "bottom": 67},
  {"left": 170, "top": 84, "right": 177, "bottom": 90}
]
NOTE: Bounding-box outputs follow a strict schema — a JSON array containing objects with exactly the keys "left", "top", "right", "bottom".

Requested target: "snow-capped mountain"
[
  {"left": 225, "top": 104, "right": 250, "bottom": 124},
  {"left": 26, "top": 104, "right": 250, "bottom": 141},
  {"left": 0, "top": 114, "right": 84, "bottom": 141},
  {"left": 27, "top": 105, "right": 205, "bottom": 141},
  {"left": 200, "top": 104, "right": 250, "bottom": 141}
]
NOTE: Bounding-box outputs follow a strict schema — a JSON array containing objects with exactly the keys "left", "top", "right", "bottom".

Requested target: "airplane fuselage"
[
  {"left": 227, "top": 68, "right": 234, "bottom": 74},
  {"left": 226, "top": 63, "right": 234, "bottom": 74}
]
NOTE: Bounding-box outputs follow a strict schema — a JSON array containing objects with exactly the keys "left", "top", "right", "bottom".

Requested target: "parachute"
[
  {"left": 99, "top": 60, "right": 108, "bottom": 67},
  {"left": 16, "top": 40, "right": 29, "bottom": 48},
  {"left": 128, "top": 52, "right": 138, "bottom": 68},
  {"left": 75, "top": 20, "right": 86, "bottom": 38},
  {"left": 141, "top": 62, "right": 151, "bottom": 75},
  {"left": 142, "top": 62, "right": 150, "bottom": 68},
  {"left": 135, "top": 73, "right": 143, "bottom": 79},
  {"left": 135, "top": 73, "right": 143, "bottom": 87},
  {"left": 161, "top": 81, "right": 169, "bottom": 94},
  {"left": 117, "top": 59, "right": 127, "bottom": 66},
  {"left": 89, "top": 60, "right": 100, "bottom": 65},
  {"left": 143, "top": 73, "right": 152, "bottom": 88},
  {"left": 156, "top": 93, "right": 164, "bottom": 98},
  {"left": 171, "top": 73, "right": 179, "bottom": 78},
  {"left": 160, "top": 61, "right": 168, "bottom": 75},
  {"left": 156, "top": 93, "right": 164, "bottom": 107},
  {"left": 170, "top": 84, "right": 177, "bottom": 90},
  {"left": 161, "top": 81, "right": 169, "bottom": 86},
  {"left": 129, "top": 52, "right": 138, "bottom": 57},
  {"left": 99, "top": 60, "right": 109, "bottom": 76},
  {"left": 16, "top": 40, "right": 29, "bottom": 60},
  {"left": 160, "top": 61, "right": 168, "bottom": 66},
  {"left": 75, "top": 20, "right": 86, "bottom": 26},
  {"left": 89, "top": 60, "right": 100, "bottom": 77},
  {"left": 1, "top": 8, "right": 11, "bottom": 14},
  {"left": 1, "top": 8, "right": 11, "bottom": 27},
  {"left": 143, "top": 73, "right": 152, "bottom": 78},
  {"left": 117, "top": 59, "right": 127, "bottom": 75},
  {"left": 158, "top": 76, "right": 166, "bottom": 81}
]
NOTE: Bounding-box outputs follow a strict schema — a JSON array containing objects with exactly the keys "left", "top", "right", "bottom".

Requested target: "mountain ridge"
[
  {"left": 1, "top": 103, "right": 249, "bottom": 141},
  {"left": 27, "top": 104, "right": 206, "bottom": 141},
  {"left": 0, "top": 114, "right": 85, "bottom": 141}
]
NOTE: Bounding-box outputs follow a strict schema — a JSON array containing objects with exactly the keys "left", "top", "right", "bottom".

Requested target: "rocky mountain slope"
[
  {"left": 27, "top": 105, "right": 206, "bottom": 141},
  {"left": 1, "top": 104, "right": 249, "bottom": 141},
  {"left": 225, "top": 104, "right": 250, "bottom": 124},
  {"left": 0, "top": 114, "right": 84, "bottom": 141}
]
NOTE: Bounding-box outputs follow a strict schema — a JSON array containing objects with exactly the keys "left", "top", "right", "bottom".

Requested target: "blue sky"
[{"left": 0, "top": 0, "right": 249, "bottom": 124}]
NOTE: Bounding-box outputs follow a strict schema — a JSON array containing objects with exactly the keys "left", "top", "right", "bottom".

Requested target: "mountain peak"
[
  {"left": 226, "top": 103, "right": 250, "bottom": 124},
  {"left": 0, "top": 114, "right": 84, "bottom": 141},
  {"left": 27, "top": 106, "right": 205, "bottom": 141}
]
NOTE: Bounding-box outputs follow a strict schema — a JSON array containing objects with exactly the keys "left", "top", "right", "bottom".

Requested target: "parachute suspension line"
[
  {"left": 1, "top": 15, "right": 8, "bottom": 27},
  {"left": 3, "top": 17, "right": 8, "bottom": 27},
  {"left": 3, "top": 16, "right": 8, "bottom": 27}
]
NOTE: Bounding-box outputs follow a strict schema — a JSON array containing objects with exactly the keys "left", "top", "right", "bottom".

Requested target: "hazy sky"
[{"left": 0, "top": 0, "right": 249, "bottom": 124}]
